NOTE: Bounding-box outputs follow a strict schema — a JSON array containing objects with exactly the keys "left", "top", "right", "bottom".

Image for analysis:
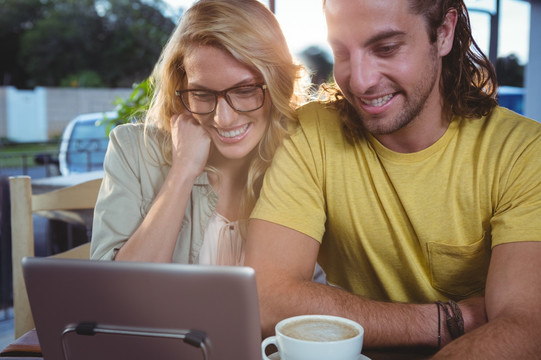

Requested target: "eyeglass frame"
[{"left": 175, "top": 83, "right": 268, "bottom": 115}]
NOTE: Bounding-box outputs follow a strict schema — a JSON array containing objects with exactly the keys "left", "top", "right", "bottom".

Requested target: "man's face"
[{"left": 325, "top": 0, "right": 444, "bottom": 137}]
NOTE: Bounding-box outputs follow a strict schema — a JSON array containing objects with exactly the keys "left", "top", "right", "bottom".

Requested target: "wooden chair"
[{"left": 9, "top": 175, "right": 102, "bottom": 338}]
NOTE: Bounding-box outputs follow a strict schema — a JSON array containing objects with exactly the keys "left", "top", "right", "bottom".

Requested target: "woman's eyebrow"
[{"left": 187, "top": 77, "right": 261, "bottom": 90}]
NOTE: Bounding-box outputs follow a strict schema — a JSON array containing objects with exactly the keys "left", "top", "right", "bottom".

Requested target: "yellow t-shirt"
[{"left": 252, "top": 102, "right": 541, "bottom": 303}]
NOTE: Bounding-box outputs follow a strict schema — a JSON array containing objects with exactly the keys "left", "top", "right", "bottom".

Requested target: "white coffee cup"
[{"left": 261, "top": 314, "right": 364, "bottom": 360}]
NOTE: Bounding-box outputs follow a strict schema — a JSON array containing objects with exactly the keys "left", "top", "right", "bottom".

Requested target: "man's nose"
[{"left": 349, "top": 52, "right": 380, "bottom": 95}]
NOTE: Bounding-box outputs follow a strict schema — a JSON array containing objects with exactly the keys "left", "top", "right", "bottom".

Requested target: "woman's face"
[{"left": 182, "top": 45, "right": 271, "bottom": 162}]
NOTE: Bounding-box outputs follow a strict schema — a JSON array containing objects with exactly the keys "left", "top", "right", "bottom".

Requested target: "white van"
[{"left": 58, "top": 111, "right": 117, "bottom": 176}]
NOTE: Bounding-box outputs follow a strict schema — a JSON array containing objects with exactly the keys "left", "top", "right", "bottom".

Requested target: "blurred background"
[
  {"left": 0, "top": 0, "right": 538, "bottom": 148},
  {"left": 0, "top": 0, "right": 540, "bottom": 348}
]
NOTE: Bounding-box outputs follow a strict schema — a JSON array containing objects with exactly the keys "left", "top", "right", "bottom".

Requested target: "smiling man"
[{"left": 245, "top": 0, "right": 541, "bottom": 358}]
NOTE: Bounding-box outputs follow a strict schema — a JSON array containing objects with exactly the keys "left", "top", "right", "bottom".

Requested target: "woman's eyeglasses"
[{"left": 175, "top": 84, "right": 267, "bottom": 115}]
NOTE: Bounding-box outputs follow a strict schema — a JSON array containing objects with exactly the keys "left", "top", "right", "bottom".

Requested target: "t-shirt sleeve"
[
  {"left": 490, "top": 118, "right": 541, "bottom": 247},
  {"left": 251, "top": 103, "right": 328, "bottom": 242}
]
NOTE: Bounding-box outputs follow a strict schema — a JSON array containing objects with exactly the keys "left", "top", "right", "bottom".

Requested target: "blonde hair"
[{"left": 144, "top": 0, "right": 305, "bottom": 245}]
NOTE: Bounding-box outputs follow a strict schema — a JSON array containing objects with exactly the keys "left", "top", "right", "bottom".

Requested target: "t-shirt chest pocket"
[{"left": 427, "top": 233, "right": 491, "bottom": 299}]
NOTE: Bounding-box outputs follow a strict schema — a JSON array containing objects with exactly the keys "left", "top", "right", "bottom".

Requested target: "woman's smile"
[{"left": 214, "top": 123, "right": 251, "bottom": 142}]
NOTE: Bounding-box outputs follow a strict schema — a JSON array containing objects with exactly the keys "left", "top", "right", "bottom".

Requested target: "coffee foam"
[{"left": 280, "top": 318, "right": 359, "bottom": 342}]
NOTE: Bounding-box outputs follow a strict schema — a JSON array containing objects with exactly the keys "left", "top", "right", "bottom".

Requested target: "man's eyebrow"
[
  {"left": 365, "top": 30, "right": 406, "bottom": 47},
  {"left": 328, "top": 29, "right": 407, "bottom": 50}
]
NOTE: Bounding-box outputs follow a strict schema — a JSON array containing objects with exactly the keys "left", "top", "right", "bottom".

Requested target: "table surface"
[
  {"left": 31, "top": 171, "right": 103, "bottom": 194},
  {"left": 0, "top": 328, "right": 437, "bottom": 360}
]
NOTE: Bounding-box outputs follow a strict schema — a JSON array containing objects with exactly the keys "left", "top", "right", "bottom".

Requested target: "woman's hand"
[{"left": 170, "top": 113, "right": 211, "bottom": 178}]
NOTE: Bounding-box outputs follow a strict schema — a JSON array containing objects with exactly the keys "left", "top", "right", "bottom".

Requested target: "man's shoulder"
[
  {"left": 467, "top": 106, "right": 541, "bottom": 142},
  {"left": 297, "top": 101, "right": 341, "bottom": 123},
  {"left": 455, "top": 107, "right": 541, "bottom": 164},
  {"left": 490, "top": 106, "right": 540, "bottom": 126},
  {"left": 483, "top": 106, "right": 539, "bottom": 129},
  {"left": 295, "top": 101, "right": 344, "bottom": 136}
]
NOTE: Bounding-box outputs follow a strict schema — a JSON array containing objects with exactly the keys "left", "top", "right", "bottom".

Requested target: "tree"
[
  {"left": 99, "top": 0, "right": 175, "bottom": 87},
  {"left": 0, "top": 0, "right": 52, "bottom": 86},
  {"left": 0, "top": 0, "right": 176, "bottom": 88},
  {"left": 19, "top": 1, "right": 105, "bottom": 87}
]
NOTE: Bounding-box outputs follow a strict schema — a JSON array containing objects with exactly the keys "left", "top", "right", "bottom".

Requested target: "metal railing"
[
  {"left": 0, "top": 150, "right": 60, "bottom": 178},
  {"left": 0, "top": 139, "right": 108, "bottom": 179}
]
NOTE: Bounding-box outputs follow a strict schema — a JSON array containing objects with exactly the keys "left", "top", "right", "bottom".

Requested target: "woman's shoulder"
[
  {"left": 110, "top": 122, "right": 144, "bottom": 139},
  {"left": 110, "top": 123, "right": 166, "bottom": 145},
  {"left": 108, "top": 123, "right": 168, "bottom": 163}
]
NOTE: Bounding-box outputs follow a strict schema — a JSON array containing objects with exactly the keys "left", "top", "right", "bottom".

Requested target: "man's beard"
[{"left": 348, "top": 45, "right": 440, "bottom": 136}]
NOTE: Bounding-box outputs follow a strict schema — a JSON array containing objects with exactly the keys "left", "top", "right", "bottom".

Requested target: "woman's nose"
[{"left": 213, "top": 96, "right": 237, "bottom": 128}]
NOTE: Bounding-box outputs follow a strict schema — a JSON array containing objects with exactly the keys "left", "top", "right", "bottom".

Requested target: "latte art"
[
  {"left": 262, "top": 315, "right": 364, "bottom": 360},
  {"left": 281, "top": 318, "right": 359, "bottom": 342}
]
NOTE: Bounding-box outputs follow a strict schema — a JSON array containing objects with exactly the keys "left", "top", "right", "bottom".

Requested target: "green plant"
[{"left": 99, "top": 77, "right": 154, "bottom": 134}]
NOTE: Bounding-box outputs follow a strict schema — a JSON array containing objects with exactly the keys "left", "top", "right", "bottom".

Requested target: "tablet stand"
[{"left": 60, "top": 322, "right": 211, "bottom": 360}]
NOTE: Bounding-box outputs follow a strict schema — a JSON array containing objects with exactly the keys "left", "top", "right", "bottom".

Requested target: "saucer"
[{"left": 267, "top": 353, "right": 370, "bottom": 360}]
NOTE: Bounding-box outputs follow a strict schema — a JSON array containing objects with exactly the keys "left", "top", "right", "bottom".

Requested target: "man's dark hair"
[{"left": 410, "top": 0, "right": 497, "bottom": 117}]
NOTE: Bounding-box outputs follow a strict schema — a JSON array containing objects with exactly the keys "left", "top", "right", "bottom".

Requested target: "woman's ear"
[{"left": 438, "top": 9, "right": 458, "bottom": 57}]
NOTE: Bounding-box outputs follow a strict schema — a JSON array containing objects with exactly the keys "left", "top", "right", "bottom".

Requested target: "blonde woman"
[{"left": 90, "top": 0, "right": 306, "bottom": 266}]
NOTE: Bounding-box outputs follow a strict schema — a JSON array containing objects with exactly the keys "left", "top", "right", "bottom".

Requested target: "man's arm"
[
  {"left": 432, "top": 241, "right": 541, "bottom": 359},
  {"left": 245, "top": 219, "right": 485, "bottom": 349}
]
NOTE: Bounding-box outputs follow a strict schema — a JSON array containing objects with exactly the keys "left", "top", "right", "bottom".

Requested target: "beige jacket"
[{"left": 90, "top": 123, "right": 218, "bottom": 263}]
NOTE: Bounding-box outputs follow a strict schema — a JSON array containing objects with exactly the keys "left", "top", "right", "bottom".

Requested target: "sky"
[{"left": 162, "top": 0, "right": 531, "bottom": 65}]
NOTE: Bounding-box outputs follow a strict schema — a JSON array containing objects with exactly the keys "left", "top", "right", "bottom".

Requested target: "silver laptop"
[{"left": 22, "top": 257, "right": 262, "bottom": 360}]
